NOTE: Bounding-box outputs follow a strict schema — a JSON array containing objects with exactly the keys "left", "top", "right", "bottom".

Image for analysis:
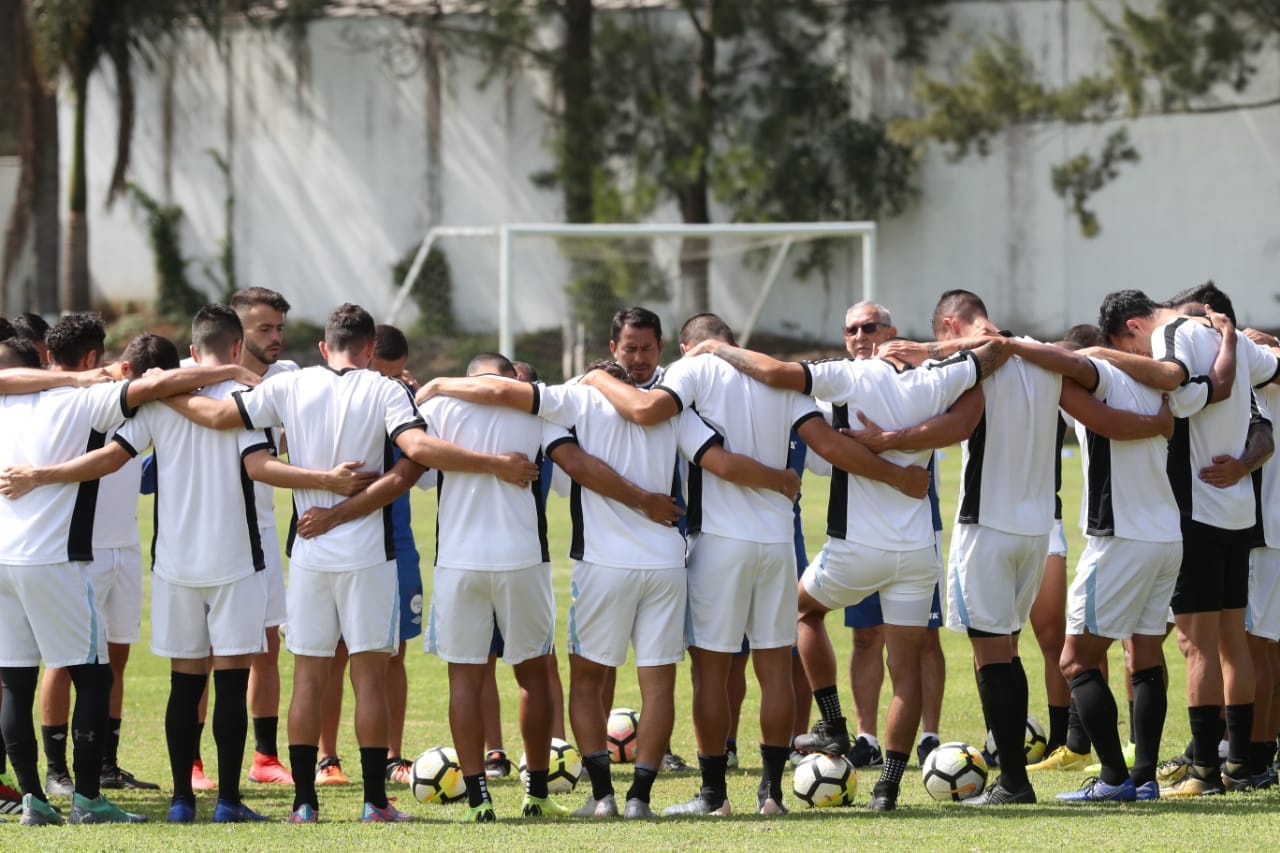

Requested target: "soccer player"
[
  {"left": 0, "top": 312, "right": 262, "bottom": 826},
  {"left": 1094, "top": 287, "right": 1279, "bottom": 795},
  {"left": 610, "top": 307, "right": 666, "bottom": 389},
  {"left": 11, "top": 313, "right": 50, "bottom": 367},
  {"left": 579, "top": 313, "right": 929, "bottom": 816}
]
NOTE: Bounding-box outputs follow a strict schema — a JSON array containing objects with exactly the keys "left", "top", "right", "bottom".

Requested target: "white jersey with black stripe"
[
  {"left": 537, "top": 383, "right": 716, "bottom": 569},
  {"left": 249, "top": 359, "right": 298, "bottom": 530},
  {"left": 115, "top": 379, "right": 265, "bottom": 587},
  {"left": 1254, "top": 383, "right": 1280, "bottom": 548},
  {"left": 0, "top": 382, "right": 135, "bottom": 565},
  {"left": 89, "top": 437, "right": 143, "bottom": 550}
]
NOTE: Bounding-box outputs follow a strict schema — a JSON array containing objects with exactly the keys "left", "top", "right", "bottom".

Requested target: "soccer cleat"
[
  {"left": 191, "top": 759, "right": 216, "bottom": 791},
  {"left": 484, "top": 749, "right": 511, "bottom": 779},
  {"left": 19, "top": 794, "right": 64, "bottom": 826},
  {"left": 794, "top": 719, "right": 852, "bottom": 758},
  {"left": 44, "top": 767, "right": 73, "bottom": 797},
  {"left": 521, "top": 794, "right": 570, "bottom": 818},
  {"left": 1027, "top": 745, "right": 1091, "bottom": 773},
  {"left": 1134, "top": 781, "right": 1159, "bottom": 801},
  {"left": 361, "top": 801, "right": 415, "bottom": 822},
  {"left": 571, "top": 793, "right": 618, "bottom": 818},
  {"left": 0, "top": 774, "right": 23, "bottom": 815},
  {"left": 756, "top": 779, "right": 788, "bottom": 815},
  {"left": 1155, "top": 754, "right": 1191, "bottom": 785},
  {"left": 847, "top": 735, "right": 883, "bottom": 768},
  {"left": 386, "top": 758, "right": 413, "bottom": 786},
  {"left": 867, "top": 780, "right": 899, "bottom": 812},
  {"left": 962, "top": 780, "right": 1036, "bottom": 806},
  {"left": 288, "top": 803, "right": 319, "bottom": 823},
  {"left": 315, "top": 757, "right": 349, "bottom": 785},
  {"left": 213, "top": 798, "right": 271, "bottom": 823},
  {"left": 465, "top": 802, "right": 496, "bottom": 823},
  {"left": 1055, "top": 776, "right": 1137, "bottom": 802},
  {"left": 100, "top": 763, "right": 160, "bottom": 790},
  {"left": 916, "top": 735, "right": 941, "bottom": 767},
  {"left": 166, "top": 798, "right": 196, "bottom": 823},
  {"left": 248, "top": 752, "right": 294, "bottom": 784},
  {"left": 68, "top": 792, "right": 148, "bottom": 823},
  {"left": 623, "top": 798, "right": 657, "bottom": 819},
  {"left": 1159, "top": 767, "right": 1224, "bottom": 798},
  {"left": 725, "top": 748, "right": 739, "bottom": 770},
  {"left": 662, "top": 752, "right": 692, "bottom": 773},
  {"left": 662, "top": 790, "right": 732, "bottom": 816}
]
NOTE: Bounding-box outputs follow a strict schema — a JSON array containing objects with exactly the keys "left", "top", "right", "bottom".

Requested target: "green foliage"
[
  {"left": 127, "top": 181, "right": 206, "bottom": 321},
  {"left": 1050, "top": 129, "right": 1141, "bottom": 238},
  {"left": 394, "top": 244, "right": 458, "bottom": 338}
]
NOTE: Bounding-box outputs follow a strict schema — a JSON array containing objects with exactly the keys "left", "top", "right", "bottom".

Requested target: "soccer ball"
[
  {"left": 519, "top": 737, "right": 583, "bottom": 794},
  {"left": 921, "top": 741, "right": 988, "bottom": 802},
  {"left": 411, "top": 746, "right": 466, "bottom": 804},
  {"left": 607, "top": 707, "right": 640, "bottom": 763},
  {"left": 984, "top": 716, "right": 1048, "bottom": 765},
  {"left": 791, "top": 753, "right": 856, "bottom": 808}
]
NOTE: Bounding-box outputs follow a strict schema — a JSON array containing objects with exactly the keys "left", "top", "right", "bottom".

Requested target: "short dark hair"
[
  {"left": 122, "top": 333, "right": 181, "bottom": 373},
  {"left": 46, "top": 313, "right": 106, "bottom": 368},
  {"left": 374, "top": 324, "right": 408, "bottom": 362},
  {"left": 1062, "top": 324, "right": 1103, "bottom": 349},
  {"left": 0, "top": 337, "right": 41, "bottom": 369},
  {"left": 12, "top": 312, "right": 50, "bottom": 345},
  {"left": 1097, "top": 290, "right": 1159, "bottom": 340},
  {"left": 230, "top": 287, "right": 291, "bottom": 316},
  {"left": 0, "top": 316, "right": 14, "bottom": 339},
  {"left": 931, "top": 290, "right": 988, "bottom": 336},
  {"left": 586, "top": 358, "right": 634, "bottom": 385},
  {"left": 324, "top": 303, "right": 377, "bottom": 353},
  {"left": 611, "top": 306, "right": 663, "bottom": 343},
  {"left": 679, "top": 313, "right": 735, "bottom": 347},
  {"left": 512, "top": 360, "right": 539, "bottom": 382},
  {"left": 1164, "top": 280, "right": 1235, "bottom": 325},
  {"left": 191, "top": 304, "right": 244, "bottom": 357},
  {"left": 466, "top": 351, "right": 516, "bottom": 378}
]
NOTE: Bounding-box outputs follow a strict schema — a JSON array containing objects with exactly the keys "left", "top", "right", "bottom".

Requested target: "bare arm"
[
  {"left": 798, "top": 417, "right": 930, "bottom": 499},
  {"left": 1004, "top": 338, "right": 1098, "bottom": 389},
  {"left": 0, "top": 443, "right": 133, "bottom": 498},
  {"left": 848, "top": 384, "right": 985, "bottom": 454},
  {"left": 1059, "top": 380, "right": 1173, "bottom": 441},
  {"left": 1200, "top": 417, "right": 1274, "bottom": 489},
  {"left": 395, "top": 428, "right": 539, "bottom": 486},
  {"left": 124, "top": 363, "right": 262, "bottom": 409},
  {"left": 242, "top": 449, "right": 378, "bottom": 496},
  {"left": 877, "top": 334, "right": 1001, "bottom": 367},
  {"left": 547, "top": 442, "right": 682, "bottom": 526},
  {"left": 578, "top": 370, "right": 681, "bottom": 425},
  {"left": 415, "top": 376, "right": 535, "bottom": 412},
  {"left": 1084, "top": 348, "right": 1186, "bottom": 393},
  {"left": 294, "top": 456, "right": 425, "bottom": 539},
  {"left": 0, "top": 368, "right": 110, "bottom": 393},
  {"left": 698, "top": 444, "right": 801, "bottom": 501},
  {"left": 162, "top": 394, "right": 243, "bottom": 429},
  {"left": 681, "top": 339, "right": 807, "bottom": 392},
  {"left": 1205, "top": 310, "right": 1236, "bottom": 404}
]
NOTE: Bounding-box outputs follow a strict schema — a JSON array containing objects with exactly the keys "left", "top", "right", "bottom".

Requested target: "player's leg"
[
  {"left": 480, "top": 638, "right": 510, "bottom": 778},
  {"left": 316, "top": 643, "right": 349, "bottom": 785},
  {"left": 385, "top": 641, "right": 410, "bottom": 783},
  {"left": 547, "top": 650, "right": 567, "bottom": 741},
  {"left": 917, "top": 582, "right": 946, "bottom": 764},
  {"left": 1220, "top": 532, "right": 1256, "bottom": 786},
  {"left": 1128, "top": 634, "right": 1167, "bottom": 791},
  {"left": 790, "top": 650, "right": 811, "bottom": 755},
  {"left": 1030, "top": 544, "right": 1070, "bottom": 753},
  {"left": 283, "top": 564, "right": 342, "bottom": 818},
  {"left": 512, "top": 654, "right": 560, "bottom": 811},
  {"left": 876, "top": 621, "right": 926, "bottom": 811},
  {"left": 726, "top": 644, "right": 748, "bottom": 766},
  {"left": 448, "top": 662, "right": 491, "bottom": 803},
  {"left": 248, "top": 522, "right": 289, "bottom": 785},
  {"left": 37, "top": 669, "right": 72, "bottom": 796},
  {"left": 569, "top": 654, "right": 614, "bottom": 811},
  {"left": 627, "top": 663, "right": 675, "bottom": 817},
  {"left": 1059, "top": 632, "right": 1127, "bottom": 788},
  {"left": 1, "top": 666, "right": 43, "bottom": 804},
  {"left": 348, "top": 651, "right": 393, "bottom": 811},
  {"left": 795, "top": 585, "right": 845, "bottom": 752},
  {"left": 848, "top": 623, "right": 885, "bottom": 766}
]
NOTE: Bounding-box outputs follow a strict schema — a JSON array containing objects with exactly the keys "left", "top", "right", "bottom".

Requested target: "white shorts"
[
  {"left": 1048, "top": 519, "right": 1068, "bottom": 558},
  {"left": 287, "top": 561, "right": 398, "bottom": 656},
  {"left": 946, "top": 525, "right": 1051, "bottom": 635},
  {"left": 804, "top": 540, "right": 939, "bottom": 627},
  {"left": 686, "top": 532, "right": 797, "bottom": 653},
  {"left": 84, "top": 545, "right": 143, "bottom": 644},
  {"left": 1066, "top": 537, "right": 1182, "bottom": 639},
  {"left": 568, "top": 563, "right": 686, "bottom": 667},
  {"left": 0, "top": 562, "right": 107, "bottom": 668},
  {"left": 427, "top": 564, "right": 555, "bottom": 666},
  {"left": 261, "top": 524, "right": 287, "bottom": 629},
  {"left": 1247, "top": 547, "right": 1280, "bottom": 641},
  {"left": 151, "top": 571, "right": 269, "bottom": 659}
]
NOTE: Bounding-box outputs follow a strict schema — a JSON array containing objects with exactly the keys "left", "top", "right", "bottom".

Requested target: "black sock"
[
  {"left": 464, "top": 773, "right": 490, "bottom": 808},
  {"left": 626, "top": 764, "right": 658, "bottom": 804},
  {"left": 1065, "top": 696, "right": 1092, "bottom": 755},
  {"left": 879, "top": 749, "right": 908, "bottom": 787},
  {"left": 697, "top": 753, "right": 728, "bottom": 803},
  {"left": 1249, "top": 741, "right": 1272, "bottom": 776},
  {"left": 525, "top": 767, "right": 549, "bottom": 800},
  {"left": 760, "top": 744, "right": 789, "bottom": 802},
  {"left": 212, "top": 668, "right": 250, "bottom": 806},
  {"left": 166, "top": 672, "right": 206, "bottom": 802},
  {"left": 812, "top": 685, "right": 843, "bottom": 725},
  {"left": 253, "top": 716, "right": 279, "bottom": 758},
  {"left": 1127, "top": 700, "right": 1136, "bottom": 744},
  {"left": 67, "top": 662, "right": 112, "bottom": 800},
  {"left": 1045, "top": 704, "right": 1069, "bottom": 753},
  {"left": 104, "top": 717, "right": 122, "bottom": 767},
  {"left": 1224, "top": 703, "right": 1253, "bottom": 766},
  {"left": 1189, "top": 704, "right": 1222, "bottom": 768},
  {"left": 583, "top": 750, "right": 613, "bottom": 800},
  {"left": 1, "top": 667, "right": 43, "bottom": 800},
  {"left": 289, "top": 744, "right": 319, "bottom": 810},
  {"left": 1129, "top": 666, "right": 1166, "bottom": 786},
  {"left": 978, "top": 663, "right": 1028, "bottom": 790},
  {"left": 193, "top": 720, "right": 205, "bottom": 762},
  {"left": 360, "top": 745, "right": 388, "bottom": 809},
  {"left": 0, "top": 708, "right": 6, "bottom": 774},
  {"left": 41, "top": 724, "right": 68, "bottom": 773},
  {"left": 1069, "top": 670, "right": 1127, "bottom": 786}
]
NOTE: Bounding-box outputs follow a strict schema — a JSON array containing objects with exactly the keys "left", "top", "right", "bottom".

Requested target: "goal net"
[{"left": 387, "top": 222, "right": 876, "bottom": 382}]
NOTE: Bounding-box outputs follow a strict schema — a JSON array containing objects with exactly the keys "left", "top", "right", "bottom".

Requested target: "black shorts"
[{"left": 1170, "top": 518, "right": 1252, "bottom": 614}]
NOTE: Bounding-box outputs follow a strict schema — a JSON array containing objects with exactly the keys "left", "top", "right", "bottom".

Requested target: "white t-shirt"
[
  {"left": 537, "top": 383, "right": 719, "bottom": 569},
  {"left": 803, "top": 353, "right": 978, "bottom": 551},
  {"left": 250, "top": 359, "right": 299, "bottom": 530},
  {"left": 1254, "top": 384, "right": 1280, "bottom": 548},
  {"left": 1156, "top": 319, "right": 1280, "bottom": 530},
  {"left": 91, "top": 436, "right": 143, "bottom": 550},
  {"left": 955, "top": 339, "right": 1063, "bottom": 536},
  {"left": 235, "top": 365, "right": 425, "bottom": 572},
  {"left": 0, "top": 382, "right": 135, "bottom": 565},
  {"left": 419, "top": 379, "right": 546, "bottom": 571},
  {"left": 115, "top": 380, "right": 264, "bottom": 587},
  {"left": 655, "top": 354, "right": 821, "bottom": 544}
]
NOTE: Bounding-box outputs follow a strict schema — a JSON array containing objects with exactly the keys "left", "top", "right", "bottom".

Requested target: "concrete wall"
[{"left": 7, "top": 0, "right": 1278, "bottom": 344}]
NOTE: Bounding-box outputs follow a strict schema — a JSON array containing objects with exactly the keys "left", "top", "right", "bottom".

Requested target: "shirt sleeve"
[
  {"left": 787, "top": 389, "right": 823, "bottom": 432},
  {"left": 88, "top": 380, "right": 134, "bottom": 433},
  {"left": 1088, "top": 357, "right": 1114, "bottom": 400},
  {"left": 800, "top": 359, "right": 858, "bottom": 403},
  {"left": 382, "top": 377, "right": 426, "bottom": 442},
  {"left": 1169, "top": 375, "right": 1212, "bottom": 418},
  {"left": 234, "top": 375, "right": 283, "bottom": 430},
  {"left": 239, "top": 427, "right": 273, "bottom": 458},
  {"left": 1150, "top": 321, "right": 1191, "bottom": 384},
  {"left": 923, "top": 350, "right": 980, "bottom": 407},
  {"left": 113, "top": 407, "right": 152, "bottom": 457},
  {"left": 536, "top": 384, "right": 586, "bottom": 429},
  {"left": 541, "top": 420, "right": 577, "bottom": 458},
  {"left": 652, "top": 357, "right": 701, "bottom": 412},
  {"left": 1243, "top": 337, "right": 1280, "bottom": 389},
  {"left": 675, "top": 410, "right": 722, "bottom": 464}
]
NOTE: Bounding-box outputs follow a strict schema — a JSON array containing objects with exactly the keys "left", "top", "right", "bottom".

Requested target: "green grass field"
[{"left": 4, "top": 444, "right": 1277, "bottom": 850}]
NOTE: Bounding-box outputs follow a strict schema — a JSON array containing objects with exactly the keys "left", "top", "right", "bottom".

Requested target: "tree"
[{"left": 895, "top": 0, "right": 1280, "bottom": 236}]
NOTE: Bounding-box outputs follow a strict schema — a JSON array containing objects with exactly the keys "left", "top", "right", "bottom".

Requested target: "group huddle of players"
[{"left": 0, "top": 279, "right": 1277, "bottom": 826}]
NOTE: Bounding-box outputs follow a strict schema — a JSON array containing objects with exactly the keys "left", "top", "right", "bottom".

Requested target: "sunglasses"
[{"left": 844, "top": 322, "right": 885, "bottom": 336}]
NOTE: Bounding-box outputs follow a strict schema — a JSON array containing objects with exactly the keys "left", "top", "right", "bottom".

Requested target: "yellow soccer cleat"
[{"left": 1026, "top": 746, "right": 1091, "bottom": 772}]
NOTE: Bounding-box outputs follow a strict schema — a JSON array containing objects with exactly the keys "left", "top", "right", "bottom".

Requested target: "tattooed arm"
[{"left": 681, "top": 340, "right": 807, "bottom": 392}]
